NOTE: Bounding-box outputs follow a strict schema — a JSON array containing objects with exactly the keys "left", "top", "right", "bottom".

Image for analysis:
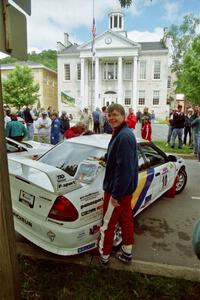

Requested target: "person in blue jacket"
[
  {"left": 99, "top": 103, "right": 138, "bottom": 265},
  {"left": 50, "top": 111, "right": 61, "bottom": 145}
]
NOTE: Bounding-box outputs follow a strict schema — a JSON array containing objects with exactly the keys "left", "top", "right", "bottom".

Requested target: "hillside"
[{"left": 0, "top": 49, "right": 57, "bottom": 71}]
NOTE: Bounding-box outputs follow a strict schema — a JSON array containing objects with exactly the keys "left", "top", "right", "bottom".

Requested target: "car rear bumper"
[{"left": 13, "top": 209, "right": 101, "bottom": 256}]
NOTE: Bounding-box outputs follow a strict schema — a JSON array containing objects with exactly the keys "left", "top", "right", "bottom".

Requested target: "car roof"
[{"left": 64, "top": 134, "right": 145, "bottom": 149}]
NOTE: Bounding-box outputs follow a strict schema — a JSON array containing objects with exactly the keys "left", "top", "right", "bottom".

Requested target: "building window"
[
  {"left": 89, "top": 62, "right": 95, "bottom": 80},
  {"left": 138, "top": 90, "right": 145, "bottom": 105},
  {"left": 77, "top": 63, "right": 81, "bottom": 80},
  {"left": 114, "top": 16, "right": 118, "bottom": 28},
  {"left": 124, "top": 62, "right": 132, "bottom": 80},
  {"left": 124, "top": 91, "right": 131, "bottom": 106},
  {"left": 119, "top": 16, "right": 122, "bottom": 28},
  {"left": 153, "top": 61, "right": 161, "bottom": 79},
  {"left": 153, "top": 90, "right": 160, "bottom": 105},
  {"left": 64, "top": 64, "right": 70, "bottom": 80},
  {"left": 139, "top": 60, "right": 146, "bottom": 80},
  {"left": 110, "top": 17, "right": 112, "bottom": 29},
  {"left": 167, "top": 76, "right": 171, "bottom": 88},
  {"left": 103, "top": 62, "right": 117, "bottom": 80}
]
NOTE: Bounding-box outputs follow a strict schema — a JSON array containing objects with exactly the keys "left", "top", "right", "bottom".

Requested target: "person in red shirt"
[
  {"left": 141, "top": 119, "right": 152, "bottom": 142},
  {"left": 64, "top": 122, "right": 87, "bottom": 139},
  {"left": 126, "top": 108, "right": 137, "bottom": 131}
]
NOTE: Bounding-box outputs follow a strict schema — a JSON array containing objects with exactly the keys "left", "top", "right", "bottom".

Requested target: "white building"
[{"left": 57, "top": 10, "right": 169, "bottom": 119}]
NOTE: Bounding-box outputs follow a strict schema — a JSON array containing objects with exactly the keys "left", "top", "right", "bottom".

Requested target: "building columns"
[
  {"left": 118, "top": 56, "right": 123, "bottom": 104},
  {"left": 94, "top": 57, "right": 99, "bottom": 109},
  {"left": 80, "top": 57, "right": 85, "bottom": 108},
  {"left": 132, "top": 56, "right": 138, "bottom": 111}
]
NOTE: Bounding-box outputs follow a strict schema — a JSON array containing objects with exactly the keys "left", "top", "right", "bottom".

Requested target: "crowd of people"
[
  {"left": 4, "top": 105, "right": 73, "bottom": 145},
  {"left": 166, "top": 104, "right": 200, "bottom": 161},
  {"left": 3, "top": 104, "right": 155, "bottom": 144},
  {"left": 3, "top": 102, "right": 200, "bottom": 162}
]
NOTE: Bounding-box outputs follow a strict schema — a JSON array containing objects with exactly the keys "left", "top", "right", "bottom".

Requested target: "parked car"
[
  {"left": 8, "top": 134, "right": 187, "bottom": 256},
  {"left": 6, "top": 137, "right": 53, "bottom": 159}
]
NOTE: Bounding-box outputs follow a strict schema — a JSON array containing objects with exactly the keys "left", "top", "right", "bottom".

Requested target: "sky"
[{"left": 1, "top": 0, "right": 200, "bottom": 57}]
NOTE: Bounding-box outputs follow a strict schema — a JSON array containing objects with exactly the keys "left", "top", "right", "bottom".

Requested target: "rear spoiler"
[{"left": 8, "top": 157, "right": 81, "bottom": 194}]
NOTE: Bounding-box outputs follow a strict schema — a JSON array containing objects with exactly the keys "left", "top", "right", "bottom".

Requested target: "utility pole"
[
  {"left": 0, "top": 1, "right": 31, "bottom": 298},
  {"left": 0, "top": 70, "right": 20, "bottom": 299}
]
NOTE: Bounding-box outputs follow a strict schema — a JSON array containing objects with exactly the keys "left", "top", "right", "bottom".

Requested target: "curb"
[
  {"left": 17, "top": 241, "right": 200, "bottom": 282},
  {"left": 171, "top": 153, "right": 196, "bottom": 160}
]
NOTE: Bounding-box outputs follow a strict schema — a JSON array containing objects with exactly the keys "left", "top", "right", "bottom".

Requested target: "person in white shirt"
[
  {"left": 4, "top": 109, "right": 11, "bottom": 128},
  {"left": 35, "top": 111, "right": 51, "bottom": 143}
]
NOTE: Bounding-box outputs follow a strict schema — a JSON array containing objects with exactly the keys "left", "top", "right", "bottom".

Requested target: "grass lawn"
[
  {"left": 19, "top": 256, "right": 200, "bottom": 299},
  {"left": 154, "top": 141, "right": 193, "bottom": 155}
]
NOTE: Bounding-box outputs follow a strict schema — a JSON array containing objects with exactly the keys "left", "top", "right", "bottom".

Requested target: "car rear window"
[{"left": 39, "top": 141, "right": 106, "bottom": 176}]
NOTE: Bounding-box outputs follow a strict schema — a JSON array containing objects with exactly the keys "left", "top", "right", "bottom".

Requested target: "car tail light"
[{"left": 48, "top": 195, "right": 79, "bottom": 222}]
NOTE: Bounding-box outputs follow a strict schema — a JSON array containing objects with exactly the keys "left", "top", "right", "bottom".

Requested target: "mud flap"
[{"left": 164, "top": 177, "right": 177, "bottom": 198}]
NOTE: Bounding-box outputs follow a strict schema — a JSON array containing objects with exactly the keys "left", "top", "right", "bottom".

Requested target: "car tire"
[
  {"left": 176, "top": 168, "right": 187, "bottom": 194},
  {"left": 113, "top": 225, "right": 122, "bottom": 248}
]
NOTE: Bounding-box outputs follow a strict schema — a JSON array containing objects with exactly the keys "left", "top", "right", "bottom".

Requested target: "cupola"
[{"left": 108, "top": 10, "right": 124, "bottom": 32}]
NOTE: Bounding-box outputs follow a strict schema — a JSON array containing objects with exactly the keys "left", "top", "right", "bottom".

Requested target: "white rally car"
[{"left": 8, "top": 134, "right": 187, "bottom": 256}]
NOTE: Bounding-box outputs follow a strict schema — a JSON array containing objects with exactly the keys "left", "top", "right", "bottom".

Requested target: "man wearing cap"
[{"left": 35, "top": 111, "right": 51, "bottom": 143}]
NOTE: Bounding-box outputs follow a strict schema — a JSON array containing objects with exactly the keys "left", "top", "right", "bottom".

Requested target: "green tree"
[
  {"left": 0, "top": 49, "right": 57, "bottom": 71},
  {"left": 119, "top": 0, "right": 132, "bottom": 7},
  {"left": 167, "top": 14, "right": 200, "bottom": 73},
  {"left": 119, "top": 0, "right": 152, "bottom": 7},
  {"left": 177, "top": 35, "right": 200, "bottom": 104},
  {"left": 2, "top": 64, "right": 39, "bottom": 109}
]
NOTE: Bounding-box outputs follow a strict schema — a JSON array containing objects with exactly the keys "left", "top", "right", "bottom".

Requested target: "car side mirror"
[{"left": 167, "top": 155, "right": 177, "bottom": 162}]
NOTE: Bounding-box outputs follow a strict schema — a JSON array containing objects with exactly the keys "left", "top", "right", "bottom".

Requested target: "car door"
[
  {"left": 140, "top": 143, "right": 176, "bottom": 202},
  {"left": 132, "top": 147, "right": 155, "bottom": 217}
]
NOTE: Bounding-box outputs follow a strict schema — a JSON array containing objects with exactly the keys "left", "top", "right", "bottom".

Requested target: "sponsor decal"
[
  {"left": 161, "top": 174, "right": 168, "bottom": 189},
  {"left": 77, "top": 230, "right": 86, "bottom": 239},
  {"left": 39, "top": 196, "right": 52, "bottom": 202},
  {"left": 161, "top": 167, "right": 168, "bottom": 175},
  {"left": 80, "top": 198, "right": 103, "bottom": 209},
  {"left": 78, "top": 242, "right": 96, "bottom": 253},
  {"left": 57, "top": 180, "right": 76, "bottom": 189},
  {"left": 81, "top": 208, "right": 96, "bottom": 216},
  {"left": 89, "top": 225, "right": 100, "bottom": 235},
  {"left": 57, "top": 174, "right": 66, "bottom": 182},
  {"left": 80, "top": 191, "right": 100, "bottom": 201},
  {"left": 13, "top": 211, "right": 32, "bottom": 227},
  {"left": 47, "top": 230, "right": 56, "bottom": 242}
]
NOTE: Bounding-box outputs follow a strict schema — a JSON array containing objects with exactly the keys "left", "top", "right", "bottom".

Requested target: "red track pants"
[{"left": 99, "top": 192, "right": 134, "bottom": 256}]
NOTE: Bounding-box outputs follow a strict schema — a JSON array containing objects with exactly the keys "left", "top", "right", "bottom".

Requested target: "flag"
[
  {"left": 91, "top": 17, "right": 96, "bottom": 59},
  {"left": 92, "top": 17, "right": 96, "bottom": 39}
]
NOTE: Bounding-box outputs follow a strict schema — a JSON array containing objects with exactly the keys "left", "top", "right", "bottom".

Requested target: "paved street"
[
  {"left": 135, "top": 122, "right": 168, "bottom": 141},
  {"left": 134, "top": 158, "right": 200, "bottom": 268}
]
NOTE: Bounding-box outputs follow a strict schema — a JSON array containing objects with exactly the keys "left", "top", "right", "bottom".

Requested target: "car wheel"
[
  {"left": 176, "top": 168, "right": 187, "bottom": 194},
  {"left": 113, "top": 225, "right": 122, "bottom": 248}
]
